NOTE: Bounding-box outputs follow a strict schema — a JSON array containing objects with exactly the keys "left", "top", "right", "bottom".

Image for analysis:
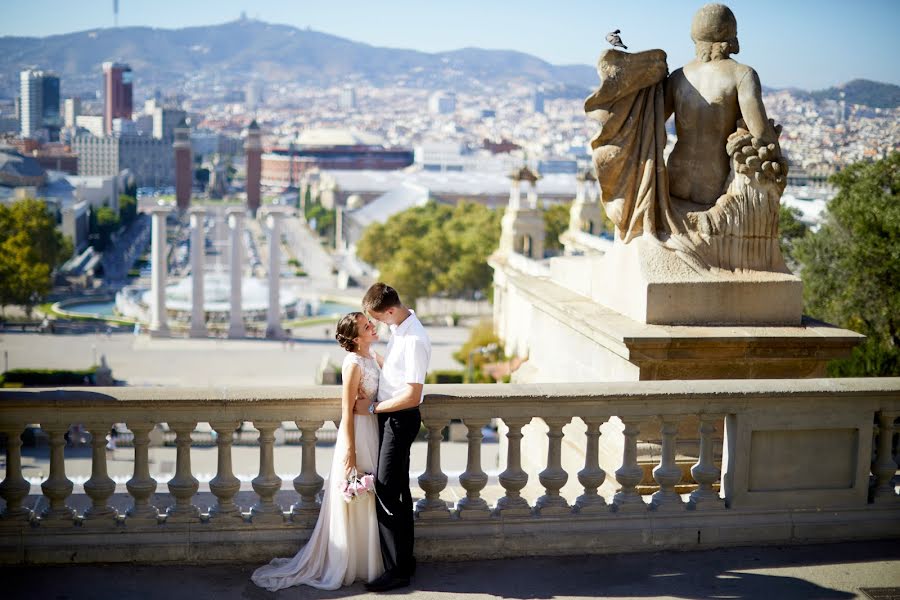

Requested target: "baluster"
[
  {"left": 39, "top": 425, "right": 76, "bottom": 524},
  {"left": 689, "top": 415, "right": 724, "bottom": 510},
  {"left": 125, "top": 422, "right": 159, "bottom": 525},
  {"left": 416, "top": 419, "right": 450, "bottom": 518},
  {"left": 81, "top": 422, "right": 118, "bottom": 525},
  {"left": 0, "top": 426, "right": 33, "bottom": 522},
  {"left": 291, "top": 420, "right": 324, "bottom": 522},
  {"left": 871, "top": 410, "right": 899, "bottom": 503},
  {"left": 166, "top": 422, "right": 200, "bottom": 522},
  {"left": 208, "top": 421, "right": 243, "bottom": 521},
  {"left": 535, "top": 417, "right": 570, "bottom": 515},
  {"left": 495, "top": 417, "right": 531, "bottom": 516},
  {"left": 650, "top": 416, "right": 684, "bottom": 511},
  {"left": 613, "top": 417, "right": 646, "bottom": 512},
  {"left": 457, "top": 419, "right": 490, "bottom": 519},
  {"left": 574, "top": 417, "right": 607, "bottom": 514},
  {"left": 251, "top": 421, "right": 284, "bottom": 523}
]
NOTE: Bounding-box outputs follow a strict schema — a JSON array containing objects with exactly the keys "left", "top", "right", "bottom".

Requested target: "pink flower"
[{"left": 338, "top": 472, "right": 376, "bottom": 503}]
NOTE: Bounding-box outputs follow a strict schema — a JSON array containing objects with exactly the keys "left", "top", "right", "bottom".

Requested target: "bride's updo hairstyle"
[{"left": 335, "top": 311, "right": 364, "bottom": 352}]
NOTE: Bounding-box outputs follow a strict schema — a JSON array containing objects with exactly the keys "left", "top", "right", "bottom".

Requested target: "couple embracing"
[{"left": 252, "top": 282, "right": 431, "bottom": 593}]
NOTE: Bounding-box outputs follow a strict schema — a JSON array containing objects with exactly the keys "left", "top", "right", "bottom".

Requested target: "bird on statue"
[{"left": 606, "top": 29, "right": 627, "bottom": 50}]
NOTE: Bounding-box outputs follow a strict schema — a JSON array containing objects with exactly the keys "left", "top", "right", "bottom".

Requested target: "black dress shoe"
[{"left": 365, "top": 572, "right": 410, "bottom": 592}]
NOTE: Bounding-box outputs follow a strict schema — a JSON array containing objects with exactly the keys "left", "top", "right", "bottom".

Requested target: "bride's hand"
[{"left": 344, "top": 449, "right": 357, "bottom": 476}]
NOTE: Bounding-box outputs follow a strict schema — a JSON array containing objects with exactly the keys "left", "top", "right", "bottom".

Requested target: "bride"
[{"left": 252, "top": 312, "right": 384, "bottom": 591}]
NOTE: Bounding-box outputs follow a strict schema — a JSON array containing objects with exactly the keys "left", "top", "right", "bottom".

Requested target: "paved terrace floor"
[{"left": 5, "top": 540, "right": 900, "bottom": 599}]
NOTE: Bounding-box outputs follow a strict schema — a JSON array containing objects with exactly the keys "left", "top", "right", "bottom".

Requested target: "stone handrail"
[{"left": 1, "top": 378, "right": 898, "bottom": 564}]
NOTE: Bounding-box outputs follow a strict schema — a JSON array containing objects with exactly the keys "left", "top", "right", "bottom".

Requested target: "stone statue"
[
  {"left": 585, "top": 3, "right": 790, "bottom": 275},
  {"left": 208, "top": 154, "right": 228, "bottom": 199}
]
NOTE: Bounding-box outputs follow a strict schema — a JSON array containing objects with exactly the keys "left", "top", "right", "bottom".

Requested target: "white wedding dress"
[{"left": 251, "top": 352, "right": 384, "bottom": 591}]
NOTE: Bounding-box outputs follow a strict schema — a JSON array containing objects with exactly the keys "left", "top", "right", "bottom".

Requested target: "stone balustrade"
[{"left": 1, "top": 378, "right": 898, "bottom": 564}]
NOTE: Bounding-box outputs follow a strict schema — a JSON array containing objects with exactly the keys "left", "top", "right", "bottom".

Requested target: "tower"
[
  {"left": 570, "top": 168, "right": 603, "bottom": 235},
  {"left": 19, "top": 70, "right": 43, "bottom": 138},
  {"left": 245, "top": 120, "right": 262, "bottom": 216},
  {"left": 103, "top": 62, "right": 132, "bottom": 134},
  {"left": 499, "top": 166, "right": 545, "bottom": 260},
  {"left": 174, "top": 118, "right": 192, "bottom": 210}
]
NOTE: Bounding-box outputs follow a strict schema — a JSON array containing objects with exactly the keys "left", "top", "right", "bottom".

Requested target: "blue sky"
[{"left": 3, "top": 0, "right": 899, "bottom": 89}]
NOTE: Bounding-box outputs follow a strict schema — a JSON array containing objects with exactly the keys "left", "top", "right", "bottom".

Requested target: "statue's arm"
[{"left": 737, "top": 68, "right": 776, "bottom": 142}]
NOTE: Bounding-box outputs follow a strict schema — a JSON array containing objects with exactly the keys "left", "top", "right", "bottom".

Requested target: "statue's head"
[{"left": 691, "top": 3, "right": 739, "bottom": 62}]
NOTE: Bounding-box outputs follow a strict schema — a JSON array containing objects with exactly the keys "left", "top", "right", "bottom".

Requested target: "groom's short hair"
[{"left": 363, "top": 282, "right": 402, "bottom": 313}]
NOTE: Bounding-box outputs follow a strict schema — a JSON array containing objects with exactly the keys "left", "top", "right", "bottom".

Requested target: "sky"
[{"left": 2, "top": 0, "right": 899, "bottom": 90}]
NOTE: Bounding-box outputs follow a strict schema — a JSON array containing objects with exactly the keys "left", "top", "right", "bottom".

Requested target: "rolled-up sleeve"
[{"left": 404, "top": 336, "right": 429, "bottom": 384}]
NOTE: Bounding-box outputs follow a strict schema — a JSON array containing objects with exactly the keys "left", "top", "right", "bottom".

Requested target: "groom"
[{"left": 357, "top": 282, "right": 431, "bottom": 592}]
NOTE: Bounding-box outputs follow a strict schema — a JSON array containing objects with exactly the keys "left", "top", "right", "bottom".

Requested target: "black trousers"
[{"left": 376, "top": 407, "right": 421, "bottom": 577}]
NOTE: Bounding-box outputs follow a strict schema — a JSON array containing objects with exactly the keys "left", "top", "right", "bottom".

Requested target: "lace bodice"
[{"left": 342, "top": 352, "right": 379, "bottom": 400}]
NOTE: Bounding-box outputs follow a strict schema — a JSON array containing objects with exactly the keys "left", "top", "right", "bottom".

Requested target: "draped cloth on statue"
[{"left": 585, "top": 48, "right": 789, "bottom": 275}]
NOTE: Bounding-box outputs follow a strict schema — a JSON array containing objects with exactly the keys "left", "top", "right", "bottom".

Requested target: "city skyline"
[{"left": 1, "top": 1, "right": 899, "bottom": 90}]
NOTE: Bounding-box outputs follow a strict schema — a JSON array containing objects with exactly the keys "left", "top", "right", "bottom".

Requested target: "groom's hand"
[{"left": 354, "top": 390, "right": 370, "bottom": 415}]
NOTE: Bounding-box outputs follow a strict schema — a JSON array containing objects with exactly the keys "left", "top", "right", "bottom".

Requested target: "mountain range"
[{"left": 1, "top": 18, "right": 898, "bottom": 108}]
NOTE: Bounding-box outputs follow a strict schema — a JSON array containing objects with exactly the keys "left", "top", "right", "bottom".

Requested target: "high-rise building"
[
  {"left": 428, "top": 91, "right": 456, "bottom": 115},
  {"left": 103, "top": 62, "right": 133, "bottom": 134},
  {"left": 72, "top": 133, "right": 174, "bottom": 187},
  {"left": 339, "top": 88, "right": 357, "bottom": 110},
  {"left": 64, "top": 98, "right": 81, "bottom": 129},
  {"left": 533, "top": 90, "right": 545, "bottom": 114},
  {"left": 152, "top": 107, "right": 187, "bottom": 141},
  {"left": 19, "top": 69, "right": 60, "bottom": 139}
]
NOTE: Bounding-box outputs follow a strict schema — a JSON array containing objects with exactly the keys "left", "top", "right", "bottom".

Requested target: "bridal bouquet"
[{"left": 339, "top": 469, "right": 376, "bottom": 503}]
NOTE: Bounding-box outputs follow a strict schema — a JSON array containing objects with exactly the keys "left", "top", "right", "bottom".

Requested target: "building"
[
  {"left": 152, "top": 107, "right": 187, "bottom": 142},
  {"left": 19, "top": 69, "right": 60, "bottom": 140},
  {"left": 428, "top": 91, "right": 457, "bottom": 115},
  {"left": 74, "top": 115, "right": 105, "bottom": 138},
  {"left": 72, "top": 133, "right": 173, "bottom": 187},
  {"left": 63, "top": 98, "right": 81, "bottom": 129},
  {"left": 103, "top": 62, "right": 133, "bottom": 134},
  {"left": 339, "top": 88, "right": 357, "bottom": 110},
  {"left": 261, "top": 128, "right": 413, "bottom": 187}
]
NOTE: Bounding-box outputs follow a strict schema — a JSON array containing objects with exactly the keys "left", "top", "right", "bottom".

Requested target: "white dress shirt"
[{"left": 377, "top": 310, "right": 431, "bottom": 405}]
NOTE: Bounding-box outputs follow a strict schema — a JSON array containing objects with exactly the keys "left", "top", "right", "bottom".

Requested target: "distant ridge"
[
  {"left": 0, "top": 19, "right": 897, "bottom": 108},
  {"left": 0, "top": 19, "right": 596, "bottom": 97}
]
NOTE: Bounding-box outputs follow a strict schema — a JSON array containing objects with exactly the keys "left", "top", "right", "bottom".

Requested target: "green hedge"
[
  {"left": 426, "top": 370, "right": 465, "bottom": 384},
  {"left": 1, "top": 367, "right": 98, "bottom": 387}
]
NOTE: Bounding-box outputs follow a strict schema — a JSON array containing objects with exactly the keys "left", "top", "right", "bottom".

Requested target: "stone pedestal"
[
  {"left": 188, "top": 207, "right": 208, "bottom": 338},
  {"left": 493, "top": 254, "right": 864, "bottom": 500},
  {"left": 226, "top": 207, "right": 246, "bottom": 339},
  {"left": 148, "top": 206, "right": 172, "bottom": 337}
]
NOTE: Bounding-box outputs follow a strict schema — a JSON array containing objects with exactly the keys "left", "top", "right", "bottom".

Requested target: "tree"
[
  {"left": 778, "top": 204, "right": 810, "bottom": 270},
  {"left": 356, "top": 201, "right": 502, "bottom": 305},
  {"left": 119, "top": 194, "right": 137, "bottom": 226},
  {"left": 0, "top": 198, "right": 72, "bottom": 316},
  {"left": 794, "top": 152, "right": 900, "bottom": 376},
  {"left": 543, "top": 201, "right": 572, "bottom": 254},
  {"left": 92, "top": 206, "right": 120, "bottom": 252}
]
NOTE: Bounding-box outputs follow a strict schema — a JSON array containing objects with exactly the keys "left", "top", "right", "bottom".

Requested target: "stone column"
[
  {"left": 81, "top": 423, "right": 118, "bottom": 526},
  {"left": 188, "top": 207, "right": 208, "bottom": 338},
  {"left": 650, "top": 416, "right": 685, "bottom": 511},
  {"left": 125, "top": 422, "right": 160, "bottom": 525},
  {"left": 148, "top": 205, "right": 172, "bottom": 337},
  {"left": 574, "top": 417, "right": 608, "bottom": 513},
  {"left": 415, "top": 419, "right": 450, "bottom": 519},
  {"left": 264, "top": 210, "right": 284, "bottom": 339},
  {"left": 166, "top": 422, "right": 200, "bottom": 522},
  {"left": 251, "top": 421, "right": 284, "bottom": 523},
  {"left": 0, "top": 426, "right": 33, "bottom": 522},
  {"left": 872, "top": 411, "right": 899, "bottom": 504},
  {"left": 535, "top": 417, "right": 571, "bottom": 515},
  {"left": 291, "top": 420, "right": 325, "bottom": 521},
  {"left": 40, "top": 426, "right": 76, "bottom": 525},
  {"left": 613, "top": 418, "right": 646, "bottom": 513},
  {"left": 208, "top": 421, "right": 243, "bottom": 521},
  {"left": 456, "top": 419, "right": 490, "bottom": 519},
  {"left": 496, "top": 417, "right": 531, "bottom": 517},
  {"left": 226, "top": 207, "right": 246, "bottom": 338},
  {"left": 689, "top": 415, "right": 724, "bottom": 510}
]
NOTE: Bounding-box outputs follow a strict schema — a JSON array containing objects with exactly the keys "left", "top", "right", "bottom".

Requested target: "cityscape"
[{"left": 0, "top": 2, "right": 899, "bottom": 598}]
